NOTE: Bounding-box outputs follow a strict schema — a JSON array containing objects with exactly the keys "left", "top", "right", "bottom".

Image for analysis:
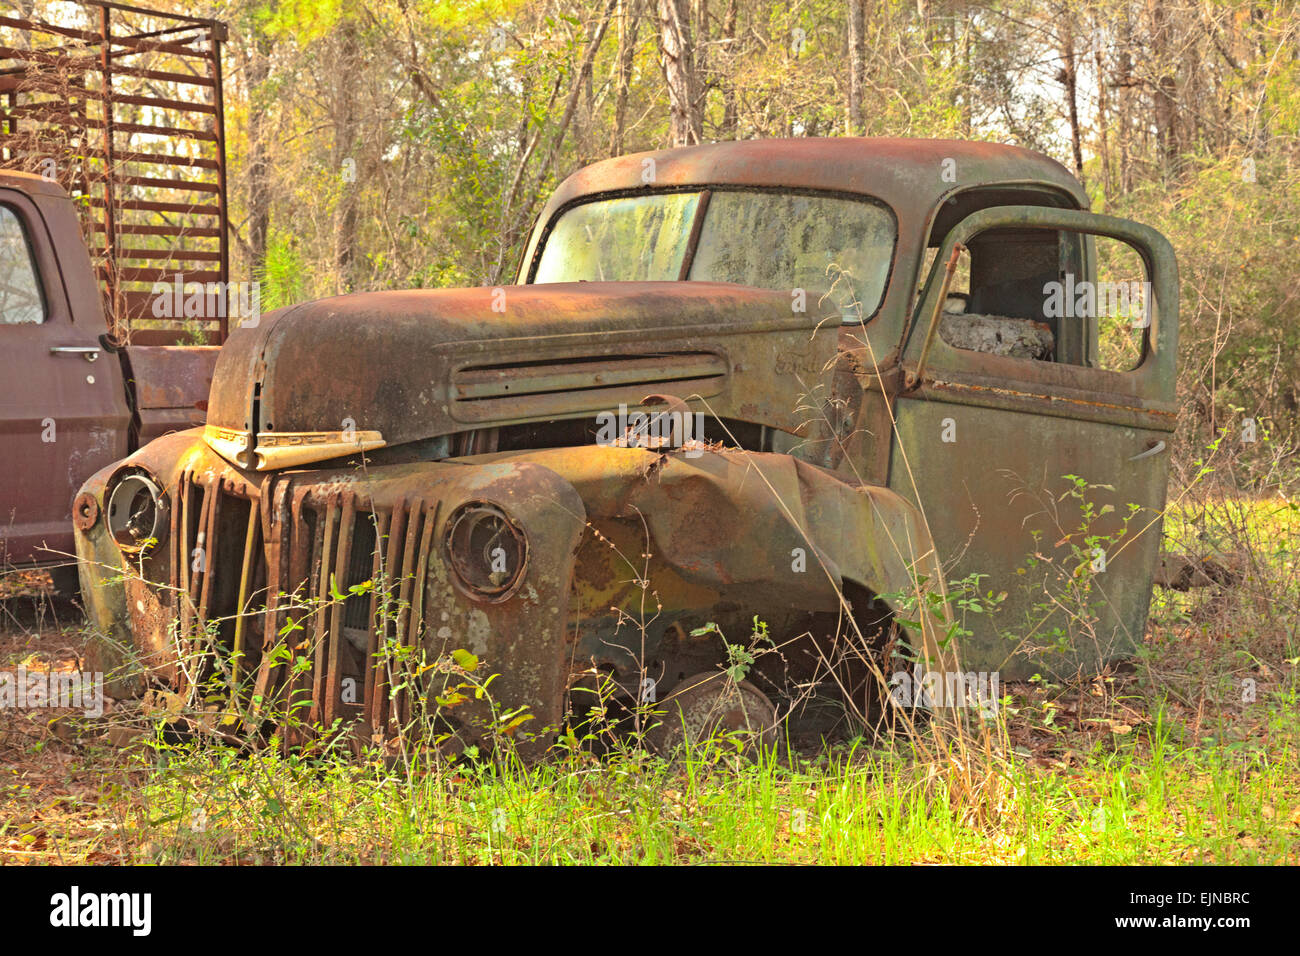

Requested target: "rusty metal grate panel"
[
  {"left": 0, "top": 1, "right": 228, "bottom": 342},
  {"left": 238, "top": 490, "right": 438, "bottom": 745}
]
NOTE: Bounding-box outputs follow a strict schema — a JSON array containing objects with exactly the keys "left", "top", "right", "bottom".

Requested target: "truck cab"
[
  {"left": 518, "top": 138, "right": 1177, "bottom": 679},
  {"left": 0, "top": 170, "right": 130, "bottom": 576}
]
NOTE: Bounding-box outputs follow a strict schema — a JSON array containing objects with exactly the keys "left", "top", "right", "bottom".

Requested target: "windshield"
[
  {"left": 532, "top": 193, "right": 699, "bottom": 283},
  {"left": 531, "top": 189, "right": 896, "bottom": 320}
]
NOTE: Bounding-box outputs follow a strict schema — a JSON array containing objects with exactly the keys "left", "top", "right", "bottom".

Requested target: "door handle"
[
  {"left": 1128, "top": 440, "right": 1166, "bottom": 462},
  {"left": 49, "top": 345, "right": 99, "bottom": 362}
]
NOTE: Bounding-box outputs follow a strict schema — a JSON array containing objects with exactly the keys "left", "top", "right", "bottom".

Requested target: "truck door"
[
  {"left": 0, "top": 188, "right": 129, "bottom": 568},
  {"left": 892, "top": 206, "right": 1178, "bottom": 679}
]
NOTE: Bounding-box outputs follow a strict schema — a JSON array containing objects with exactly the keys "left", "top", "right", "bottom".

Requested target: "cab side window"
[
  {"left": 924, "top": 228, "right": 1147, "bottom": 372},
  {"left": 934, "top": 231, "right": 1065, "bottom": 363},
  {"left": 0, "top": 205, "right": 45, "bottom": 325}
]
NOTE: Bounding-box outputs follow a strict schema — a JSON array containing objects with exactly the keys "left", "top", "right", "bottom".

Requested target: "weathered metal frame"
[
  {"left": 903, "top": 204, "right": 1179, "bottom": 420},
  {"left": 0, "top": 0, "right": 229, "bottom": 342}
]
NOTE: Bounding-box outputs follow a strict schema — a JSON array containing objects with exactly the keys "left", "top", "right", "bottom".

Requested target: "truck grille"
[{"left": 171, "top": 469, "right": 438, "bottom": 743}]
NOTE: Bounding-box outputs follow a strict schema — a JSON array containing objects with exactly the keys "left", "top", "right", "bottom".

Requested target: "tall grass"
[{"left": 101, "top": 688, "right": 1296, "bottom": 865}]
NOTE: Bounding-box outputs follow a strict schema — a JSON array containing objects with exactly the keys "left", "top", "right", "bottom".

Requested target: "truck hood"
[{"left": 205, "top": 281, "right": 839, "bottom": 470}]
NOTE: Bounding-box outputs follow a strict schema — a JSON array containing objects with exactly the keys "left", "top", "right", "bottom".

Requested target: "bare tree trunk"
[
  {"left": 245, "top": 36, "right": 271, "bottom": 278},
  {"left": 915, "top": 0, "right": 934, "bottom": 92},
  {"left": 1181, "top": 10, "right": 1206, "bottom": 156},
  {"left": 693, "top": 0, "right": 710, "bottom": 124},
  {"left": 720, "top": 0, "right": 738, "bottom": 138},
  {"left": 611, "top": 0, "right": 644, "bottom": 156},
  {"left": 960, "top": 6, "right": 972, "bottom": 136},
  {"left": 1150, "top": 0, "right": 1180, "bottom": 176},
  {"left": 847, "top": 0, "right": 865, "bottom": 135},
  {"left": 1248, "top": 5, "right": 1270, "bottom": 148},
  {"left": 1118, "top": 8, "right": 1133, "bottom": 193},
  {"left": 576, "top": 55, "right": 595, "bottom": 164},
  {"left": 1094, "top": 17, "right": 1111, "bottom": 210},
  {"left": 332, "top": 17, "right": 359, "bottom": 293},
  {"left": 657, "top": 0, "right": 701, "bottom": 146},
  {"left": 1058, "top": 17, "right": 1086, "bottom": 190}
]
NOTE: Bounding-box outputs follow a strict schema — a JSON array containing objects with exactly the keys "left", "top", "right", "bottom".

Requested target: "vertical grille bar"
[
  {"left": 361, "top": 510, "right": 390, "bottom": 739},
  {"left": 323, "top": 491, "right": 356, "bottom": 727},
  {"left": 179, "top": 477, "right": 214, "bottom": 696},
  {"left": 392, "top": 497, "right": 424, "bottom": 728},
  {"left": 230, "top": 495, "right": 261, "bottom": 689},
  {"left": 282, "top": 499, "right": 324, "bottom": 743},
  {"left": 407, "top": 501, "right": 439, "bottom": 650},
  {"left": 168, "top": 469, "right": 183, "bottom": 600},
  {"left": 195, "top": 480, "right": 220, "bottom": 623},
  {"left": 176, "top": 470, "right": 193, "bottom": 657},
  {"left": 173, "top": 470, "right": 193, "bottom": 691},
  {"left": 308, "top": 496, "right": 338, "bottom": 728},
  {"left": 370, "top": 499, "right": 408, "bottom": 737},
  {"left": 252, "top": 482, "right": 304, "bottom": 720}
]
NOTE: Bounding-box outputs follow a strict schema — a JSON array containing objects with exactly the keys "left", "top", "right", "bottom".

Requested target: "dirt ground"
[{"left": 0, "top": 571, "right": 140, "bottom": 864}]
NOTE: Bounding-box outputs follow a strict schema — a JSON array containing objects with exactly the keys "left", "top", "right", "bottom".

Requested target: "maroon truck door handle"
[{"left": 49, "top": 345, "right": 99, "bottom": 363}]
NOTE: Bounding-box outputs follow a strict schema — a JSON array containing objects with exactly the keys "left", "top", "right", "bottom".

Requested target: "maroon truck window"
[{"left": 0, "top": 204, "right": 46, "bottom": 325}]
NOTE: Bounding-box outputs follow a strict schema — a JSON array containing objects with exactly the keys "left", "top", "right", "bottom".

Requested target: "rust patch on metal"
[{"left": 927, "top": 377, "right": 1179, "bottom": 419}]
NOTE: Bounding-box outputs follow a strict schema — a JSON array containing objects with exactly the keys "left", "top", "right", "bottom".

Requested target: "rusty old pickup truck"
[{"left": 72, "top": 138, "right": 1178, "bottom": 752}]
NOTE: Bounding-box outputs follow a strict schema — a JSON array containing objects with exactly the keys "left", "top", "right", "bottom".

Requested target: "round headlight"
[
  {"left": 106, "top": 472, "right": 169, "bottom": 552},
  {"left": 443, "top": 502, "right": 527, "bottom": 601}
]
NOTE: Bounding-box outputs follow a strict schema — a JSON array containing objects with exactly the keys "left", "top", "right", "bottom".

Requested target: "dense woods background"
[{"left": 34, "top": 0, "right": 1300, "bottom": 470}]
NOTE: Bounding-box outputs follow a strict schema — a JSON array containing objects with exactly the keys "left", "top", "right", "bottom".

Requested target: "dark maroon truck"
[{"left": 0, "top": 2, "right": 229, "bottom": 588}]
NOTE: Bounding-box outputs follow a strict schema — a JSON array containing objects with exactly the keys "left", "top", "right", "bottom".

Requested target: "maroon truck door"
[{"left": 0, "top": 187, "right": 130, "bottom": 569}]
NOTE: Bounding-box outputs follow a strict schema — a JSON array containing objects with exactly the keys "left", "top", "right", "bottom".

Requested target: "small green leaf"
[{"left": 500, "top": 713, "right": 534, "bottom": 734}]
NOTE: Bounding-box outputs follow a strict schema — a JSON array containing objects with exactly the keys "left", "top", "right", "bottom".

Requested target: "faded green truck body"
[{"left": 73, "top": 138, "right": 1177, "bottom": 749}]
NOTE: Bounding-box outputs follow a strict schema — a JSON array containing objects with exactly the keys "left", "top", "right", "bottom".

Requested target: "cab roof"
[
  {"left": 0, "top": 168, "right": 71, "bottom": 199},
  {"left": 538, "top": 137, "right": 1086, "bottom": 231}
]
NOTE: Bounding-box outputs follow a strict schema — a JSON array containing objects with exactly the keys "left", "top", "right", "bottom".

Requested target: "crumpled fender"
[{"left": 481, "top": 445, "right": 956, "bottom": 671}]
